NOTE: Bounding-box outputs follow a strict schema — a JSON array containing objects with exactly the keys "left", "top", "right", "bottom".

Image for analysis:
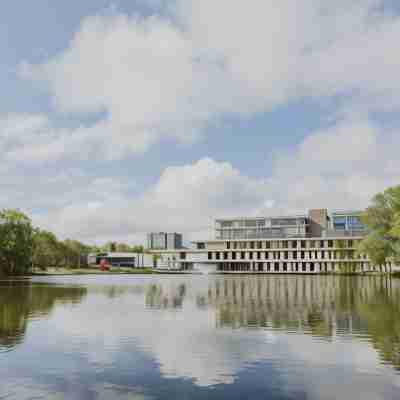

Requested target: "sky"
[{"left": 1, "top": 0, "right": 400, "bottom": 245}]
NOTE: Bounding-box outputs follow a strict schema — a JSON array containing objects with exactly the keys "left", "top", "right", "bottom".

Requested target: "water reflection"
[
  {"left": 1, "top": 275, "right": 400, "bottom": 399},
  {"left": 144, "top": 276, "right": 400, "bottom": 370},
  {"left": 0, "top": 281, "right": 87, "bottom": 351}
]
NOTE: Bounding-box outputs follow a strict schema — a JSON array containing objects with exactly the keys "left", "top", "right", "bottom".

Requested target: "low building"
[
  {"left": 87, "top": 252, "right": 153, "bottom": 268},
  {"left": 149, "top": 208, "right": 395, "bottom": 273}
]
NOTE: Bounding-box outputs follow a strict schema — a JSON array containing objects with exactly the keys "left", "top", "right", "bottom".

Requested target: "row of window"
[
  {"left": 224, "top": 239, "right": 355, "bottom": 250},
  {"left": 218, "top": 262, "right": 318, "bottom": 272},
  {"left": 217, "top": 261, "right": 372, "bottom": 273},
  {"left": 208, "top": 250, "right": 362, "bottom": 261}
]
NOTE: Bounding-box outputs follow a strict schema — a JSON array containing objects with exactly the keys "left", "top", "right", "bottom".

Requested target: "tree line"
[{"left": 0, "top": 209, "right": 144, "bottom": 276}]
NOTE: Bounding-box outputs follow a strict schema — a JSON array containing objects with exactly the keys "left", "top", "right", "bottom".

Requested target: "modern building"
[
  {"left": 87, "top": 252, "right": 153, "bottom": 268},
  {"left": 149, "top": 208, "right": 395, "bottom": 273},
  {"left": 147, "top": 232, "right": 183, "bottom": 250}
]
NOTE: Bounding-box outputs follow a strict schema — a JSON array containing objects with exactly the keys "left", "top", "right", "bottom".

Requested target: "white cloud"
[
  {"left": 25, "top": 115, "right": 399, "bottom": 243},
  {"left": 2, "top": 1, "right": 400, "bottom": 242},
  {"left": 0, "top": 113, "right": 397, "bottom": 244},
  {"left": 16, "top": 1, "right": 400, "bottom": 161},
  {"left": 262, "top": 116, "right": 400, "bottom": 214},
  {"left": 32, "top": 158, "right": 269, "bottom": 242}
]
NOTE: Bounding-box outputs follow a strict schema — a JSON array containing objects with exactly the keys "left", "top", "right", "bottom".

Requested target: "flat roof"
[{"left": 215, "top": 215, "right": 307, "bottom": 222}]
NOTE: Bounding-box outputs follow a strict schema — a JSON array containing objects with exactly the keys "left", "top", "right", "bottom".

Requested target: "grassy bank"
[{"left": 29, "top": 267, "right": 154, "bottom": 276}]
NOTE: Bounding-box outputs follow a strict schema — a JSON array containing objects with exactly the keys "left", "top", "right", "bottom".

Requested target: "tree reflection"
[{"left": 0, "top": 281, "right": 86, "bottom": 350}]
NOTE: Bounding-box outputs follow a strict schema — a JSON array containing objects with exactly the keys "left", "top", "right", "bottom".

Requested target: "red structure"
[{"left": 99, "top": 259, "right": 111, "bottom": 271}]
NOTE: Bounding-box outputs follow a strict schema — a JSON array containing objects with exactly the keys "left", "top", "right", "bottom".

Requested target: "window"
[
  {"left": 293, "top": 252, "right": 297, "bottom": 259},
  {"left": 328, "top": 240, "right": 333, "bottom": 248},
  {"left": 233, "top": 242, "right": 238, "bottom": 249},
  {"left": 320, "top": 240, "right": 324, "bottom": 248},
  {"left": 348, "top": 240, "right": 353, "bottom": 248},
  {"left": 284, "top": 251, "right": 288, "bottom": 259},
  {"left": 197, "top": 243, "right": 205, "bottom": 249},
  {"left": 208, "top": 252, "right": 212, "bottom": 260},
  {"left": 310, "top": 262, "right": 315, "bottom": 272},
  {"left": 250, "top": 241, "right": 255, "bottom": 249},
  {"left": 216, "top": 252, "right": 220, "bottom": 260},
  {"left": 241, "top": 252, "right": 245, "bottom": 260},
  {"left": 227, "top": 242, "right": 231, "bottom": 249},
  {"left": 257, "top": 241, "right": 262, "bottom": 249},
  {"left": 301, "top": 240, "right": 306, "bottom": 248},
  {"left": 292, "top": 241, "right": 298, "bottom": 248},
  {"left": 310, "top": 241, "right": 315, "bottom": 248},
  {"left": 333, "top": 216, "right": 346, "bottom": 230},
  {"left": 267, "top": 262, "right": 271, "bottom": 271},
  {"left": 265, "top": 241, "right": 271, "bottom": 249},
  {"left": 274, "top": 262, "right": 279, "bottom": 272},
  {"left": 249, "top": 252, "right": 253, "bottom": 260},
  {"left": 257, "top": 251, "right": 261, "bottom": 260},
  {"left": 223, "top": 252, "right": 228, "bottom": 260},
  {"left": 180, "top": 252, "right": 186, "bottom": 260},
  {"left": 302, "top": 263, "right": 306, "bottom": 272},
  {"left": 232, "top": 252, "right": 237, "bottom": 260},
  {"left": 283, "top": 262, "right": 287, "bottom": 272},
  {"left": 301, "top": 251, "right": 305, "bottom": 259}
]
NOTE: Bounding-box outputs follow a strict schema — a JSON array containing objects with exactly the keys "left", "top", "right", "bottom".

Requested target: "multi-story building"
[
  {"left": 147, "top": 232, "right": 183, "bottom": 250},
  {"left": 149, "top": 208, "right": 394, "bottom": 273}
]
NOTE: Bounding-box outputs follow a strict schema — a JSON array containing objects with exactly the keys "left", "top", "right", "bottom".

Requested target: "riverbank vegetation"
[
  {"left": 0, "top": 209, "right": 146, "bottom": 276},
  {"left": 358, "top": 184, "right": 400, "bottom": 274}
]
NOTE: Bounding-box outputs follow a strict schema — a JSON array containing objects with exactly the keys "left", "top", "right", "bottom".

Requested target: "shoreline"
[{"left": 1, "top": 268, "right": 398, "bottom": 278}]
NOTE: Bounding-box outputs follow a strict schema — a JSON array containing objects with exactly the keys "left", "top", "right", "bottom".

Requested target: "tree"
[
  {"left": 360, "top": 185, "right": 400, "bottom": 273},
  {"left": 132, "top": 245, "right": 144, "bottom": 253},
  {"left": 32, "top": 229, "right": 60, "bottom": 270},
  {"left": 0, "top": 209, "right": 34, "bottom": 276},
  {"left": 357, "top": 233, "right": 392, "bottom": 273},
  {"left": 63, "top": 239, "right": 91, "bottom": 268},
  {"left": 116, "top": 243, "right": 132, "bottom": 252}
]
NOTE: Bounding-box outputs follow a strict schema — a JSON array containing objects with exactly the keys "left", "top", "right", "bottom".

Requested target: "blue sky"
[{"left": 1, "top": 0, "right": 400, "bottom": 244}]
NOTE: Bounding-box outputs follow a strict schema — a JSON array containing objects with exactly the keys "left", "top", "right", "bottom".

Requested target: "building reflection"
[
  {"left": 143, "top": 276, "right": 400, "bottom": 370},
  {"left": 145, "top": 283, "right": 187, "bottom": 309},
  {"left": 206, "top": 276, "right": 400, "bottom": 369},
  {"left": 0, "top": 281, "right": 87, "bottom": 351}
]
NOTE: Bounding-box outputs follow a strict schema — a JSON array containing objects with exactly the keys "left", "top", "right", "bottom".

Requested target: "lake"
[{"left": 1, "top": 274, "right": 400, "bottom": 399}]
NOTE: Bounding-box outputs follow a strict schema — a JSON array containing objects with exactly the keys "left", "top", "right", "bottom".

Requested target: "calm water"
[{"left": 1, "top": 275, "right": 400, "bottom": 400}]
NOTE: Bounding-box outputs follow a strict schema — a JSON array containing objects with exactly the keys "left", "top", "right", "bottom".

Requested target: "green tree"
[
  {"left": 63, "top": 239, "right": 91, "bottom": 268},
  {"left": 0, "top": 209, "right": 34, "bottom": 276},
  {"left": 357, "top": 233, "right": 392, "bottom": 273},
  {"left": 360, "top": 185, "right": 400, "bottom": 273},
  {"left": 115, "top": 243, "right": 132, "bottom": 252},
  {"left": 32, "top": 229, "right": 60, "bottom": 270},
  {"left": 132, "top": 245, "right": 144, "bottom": 253}
]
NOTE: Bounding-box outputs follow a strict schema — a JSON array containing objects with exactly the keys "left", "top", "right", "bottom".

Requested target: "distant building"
[
  {"left": 148, "top": 208, "right": 394, "bottom": 273},
  {"left": 147, "top": 232, "right": 183, "bottom": 250},
  {"left": 87, "top": 252, "right": 153, "bottom": 268}
]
